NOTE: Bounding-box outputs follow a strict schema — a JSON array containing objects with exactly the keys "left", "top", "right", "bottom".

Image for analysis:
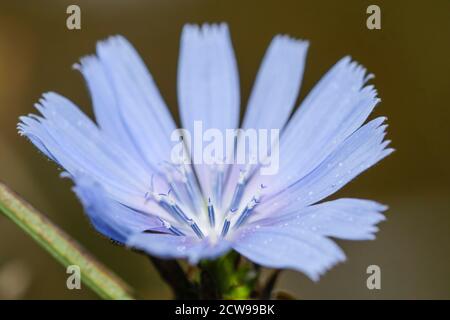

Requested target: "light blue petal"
[
  {"left": 73, "top": 174, "right": 165, "bottom": 243},
  {"left": 178, "top": 23, "right": 240, "bottom": 134},
  {"left": 18, "top": 93, "right": 172, "bottom": 219},
  {"left": 177, "top": 23, "right": 240, "bottom": 198},
  {"left": 74, "top": 55, "right": 150, "bottom": 169},
  {"left": 232, "top": 225, "right": 345, "bottom": 281},
  {"left": 227, "top": 36, "right": 308, "bottom": 201},
  {"left": 252, "top": 117, "right": 393, "bottom": 218},
  {"left": 91, "top": 35, "right": 177, "bottom": 171},
  {"left": 268, "top": 57, "right": 381, "bottom": 193},
  {"left": 19, "top": 93, "right": 145, "bottom": 186},
  {"left": 242, "top": 35, "right": 309, "bottom": 131},
  {"left": 252, "top": 198, "right": 387, "bottom": 241},
  {"left": 127, "top": 233, "right": 231, "bottom": 264}
]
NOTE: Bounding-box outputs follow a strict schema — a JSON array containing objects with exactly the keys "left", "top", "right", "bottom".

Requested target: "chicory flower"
[{"left": 18, "top": 24, "right": 392, "bottom": 281}]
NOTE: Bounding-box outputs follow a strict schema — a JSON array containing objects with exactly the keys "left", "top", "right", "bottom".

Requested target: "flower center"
[{"left": 145, "top": 162, "right": 265, "bottom": 240}]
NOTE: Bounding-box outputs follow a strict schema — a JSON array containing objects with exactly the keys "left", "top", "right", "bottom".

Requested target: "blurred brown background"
[{"left": 0, "top": 0, "right": 449, "bottom": 299}]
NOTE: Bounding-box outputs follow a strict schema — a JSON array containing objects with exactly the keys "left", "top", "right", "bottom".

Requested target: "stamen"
[
  {"left": 160, "top": 163, "right": 184, "bottom": 202},
  {"left": 190, "top": 221, "right": 204, "bottom": 239},
  {"left": 220, "top": 208, "right": 237, "bottom": 238},
  {"left": 220, "top": 219, "right": 231, "bottom": 238},
  {"left": 233, "top": 184, "right": 266, "bottom": 230},
  {"left": 167, "top": 198, "right": 191, "bottom": 222},
  {"left": 166, "top": 200, "right": 205, "bottom": 239},
  {"left": 161, "top": 219, "right": 185, "bottom": 236},
  {"left": 169, "top": 226, "right": 185, "bottom": 236},
  {"left": 229, "top": 170, "right": 248, "bottom": 211},
  {"left": 146, "top": 188, "right": 205, "bottom": 239},
  {"left": 233, "top": 199, "right": 258, "bottom": 229},
  {"left": 207, "top": 198, "right": 216, "bottom": 227},
  {"left": 160, "top": 158, "right": 203, "bottom": 211}
]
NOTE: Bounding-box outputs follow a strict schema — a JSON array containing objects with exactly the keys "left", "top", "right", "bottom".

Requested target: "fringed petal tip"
[
  {"left": 182, "top": 22, "right": 230, "bottom": 36},
  {"left": 272, "top": 33, "right": 310, "bottom": 49}
]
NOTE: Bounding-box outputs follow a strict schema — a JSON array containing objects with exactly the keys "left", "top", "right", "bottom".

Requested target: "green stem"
[
  {"left": 199, "top": 252, "right": 257, "bottom": 299},
  {"left": 0, "top": 181, "right": 134, "bottom": 300}
]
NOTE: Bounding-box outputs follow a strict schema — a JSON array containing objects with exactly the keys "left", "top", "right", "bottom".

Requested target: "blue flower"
[{"left": 18, "top": 24, "right": 393, "bottom": 281}]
